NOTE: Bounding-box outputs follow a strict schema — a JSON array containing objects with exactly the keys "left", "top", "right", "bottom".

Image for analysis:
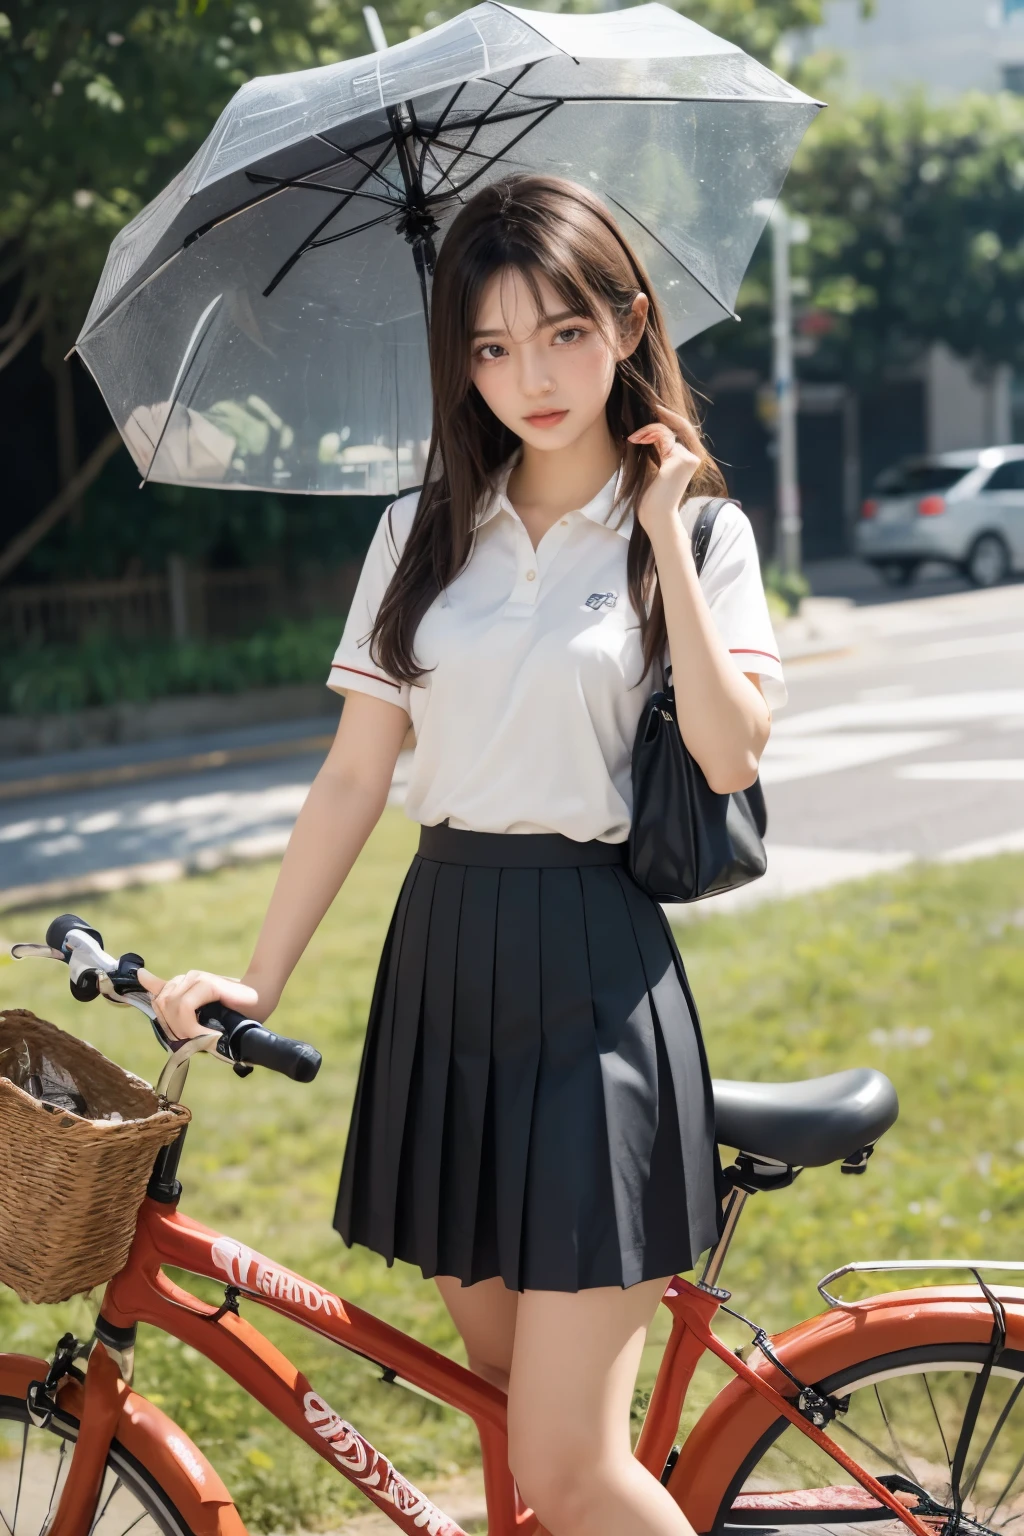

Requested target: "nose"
[{"left": 516, "top": 343, "right": 556, "bottom": 400}]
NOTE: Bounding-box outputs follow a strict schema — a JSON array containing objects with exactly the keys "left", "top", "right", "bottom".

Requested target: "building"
[{"left": 796, "top": 0, "right": 1024, "bottom": 99}]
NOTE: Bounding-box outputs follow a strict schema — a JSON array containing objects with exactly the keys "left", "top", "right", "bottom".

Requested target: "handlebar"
[
  {"left": 13, "top": 913, "right": 322, "bottom": 1085},
  {"left": 196, "top": 1003, "right": 322, "bottom": 1083}
]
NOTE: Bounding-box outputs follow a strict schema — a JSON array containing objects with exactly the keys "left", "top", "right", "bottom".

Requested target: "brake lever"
[{"left": 10, "top": 944, "right": 65, "bottom": 961}]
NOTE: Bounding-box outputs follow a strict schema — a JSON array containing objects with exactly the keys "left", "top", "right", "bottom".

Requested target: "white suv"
[{"left": 854, "top": 447, "right": 1024, "bottom": 587}]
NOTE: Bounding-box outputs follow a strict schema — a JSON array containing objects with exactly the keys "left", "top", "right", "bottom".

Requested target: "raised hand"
[{"left": 627, "top": 404, "right": 702, "bottom": 541}]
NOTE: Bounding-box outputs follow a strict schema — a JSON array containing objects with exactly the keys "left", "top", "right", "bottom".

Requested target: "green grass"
[{"left": 1, "top": 822, "right": 1022, "bottom": 1529}]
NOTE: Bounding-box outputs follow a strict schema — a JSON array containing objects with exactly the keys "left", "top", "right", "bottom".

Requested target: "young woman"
[{"left": 143, "top": 175, "right": 787, "bottom": 1536}]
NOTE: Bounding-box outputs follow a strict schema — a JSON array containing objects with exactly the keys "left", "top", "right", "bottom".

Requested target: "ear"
[{"left": 618, "top": 293, "right": 649, "bottom": 360}]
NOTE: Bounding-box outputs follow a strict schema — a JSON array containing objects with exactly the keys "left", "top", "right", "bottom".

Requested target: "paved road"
[{"left": 0, "top": 575, "right": 1021, "bottom": 911}]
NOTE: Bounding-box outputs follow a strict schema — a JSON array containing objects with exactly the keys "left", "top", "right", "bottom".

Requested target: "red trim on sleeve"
[
  {"left": 729, "top": 647, "right": 781, "bottom": 664},
  {"left": 331, "top": 663, "right": 401, "bottom": 690}
]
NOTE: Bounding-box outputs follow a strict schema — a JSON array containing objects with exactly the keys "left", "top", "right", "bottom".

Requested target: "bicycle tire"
[
  {"left": 0, "top": 1393, "right": 198, "bottom": 1536},
  {"left": 710, "top": 1344, "right": 1024, "bottom": 1536}
]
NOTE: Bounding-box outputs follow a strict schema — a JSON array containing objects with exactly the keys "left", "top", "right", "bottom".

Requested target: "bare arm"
[
  {"left": 629, "top": 409, "right": 771, "bottom": 795},
  {"left": 140, "top": 691, "right": 409, "bottom": 1037}
]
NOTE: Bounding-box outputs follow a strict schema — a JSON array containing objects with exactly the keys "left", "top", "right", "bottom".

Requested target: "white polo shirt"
[{"left": 328, "top": 466, "right": 786, "bottom": 844}]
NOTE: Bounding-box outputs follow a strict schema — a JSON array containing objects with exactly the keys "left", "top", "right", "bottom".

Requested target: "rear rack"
[{"left": 819, "top": 1259, "right": 1024, "bottom": 1308}]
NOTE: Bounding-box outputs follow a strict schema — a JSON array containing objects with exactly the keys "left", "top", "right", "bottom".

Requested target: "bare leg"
[
  {"left": 435, "top": 1274, "right": 519, "bottom": 1392},
  {"left": 506, "top": 1277, "right": 696, "bottom": 1536}
]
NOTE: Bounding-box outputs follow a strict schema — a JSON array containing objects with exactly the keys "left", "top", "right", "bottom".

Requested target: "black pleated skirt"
[{"left": 334, "top": 824, "right": 722, "bottom": 1292}]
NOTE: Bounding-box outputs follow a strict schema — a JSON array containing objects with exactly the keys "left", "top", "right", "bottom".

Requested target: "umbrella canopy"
[{"left": 75, "top": 2, "right": 821, "bottom": 497}]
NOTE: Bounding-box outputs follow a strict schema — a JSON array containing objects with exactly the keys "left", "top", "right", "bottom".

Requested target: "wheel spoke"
[
  {"left": 987, "top": 1443, "right": 1024, "bottom": 1528},
  {"left": 114, "top": 1512, "right": 148, "bottom": 1536},
  {"left": 11, "top": 1418, "right": 28, "bottom": 1535},
  {"left": 922, "top": 1372, "right": 952, "bottom": 1471},
  {"left": 43, "top": 1438, "right": 68, "bottom": 1531},
  {"left": 834, "top": 1416, "right": 911, "bottom": 1479},
  {"left": 874, "top": 1383, "right": 916, "bottom": 1479},
  {"left": 965, "top": 1379, "right": 1024, "bottom": 1504},
  {"left": 88, "top": 1475, "right": 122, "bottom": 1534}
]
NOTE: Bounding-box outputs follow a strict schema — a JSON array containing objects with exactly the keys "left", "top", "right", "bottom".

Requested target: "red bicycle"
[{"left": 4, "top": 914, "right": 1024, "bottom": 1536}]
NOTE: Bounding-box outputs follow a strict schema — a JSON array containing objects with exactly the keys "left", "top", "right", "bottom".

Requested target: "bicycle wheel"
[
  {"left": 713, "top": 1345, "right": 1024, "bottom": 1536},
  {"left": 0, "top": 1394, "right": 198, "bottom": 1536}
]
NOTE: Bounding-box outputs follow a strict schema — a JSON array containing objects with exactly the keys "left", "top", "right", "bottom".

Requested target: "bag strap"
[
  {"left": 663, "top": 497, "right": 734, "bottom": 689},
  {"left": 690, "top": 496, "right": 733, "bottom": 577}
]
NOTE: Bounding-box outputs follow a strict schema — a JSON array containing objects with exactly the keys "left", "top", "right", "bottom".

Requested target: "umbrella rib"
[
  {"left": 418, "top": 81, "right": 467, "bottom": 178},
  {"left": 140, "top": 295, "right": 222, "bottom": 486},
  {"left": 308, "top": 210, "right": 396, "bottom": 248},
  {"left": 313, "top": 131, "right": 401, "bottom": 190},
  {"left": 245, "top": 168, "right": 400, "bottom": 210},
  {"left": 416, "top": 64, "right": 537, "bottom": 187},
  {"left": 262, "top": 140, "right": 396, "bottom": 296},
  {"left": 603, "top": 191, "right": 737, "bottom": 318},
  {"left": 181, "top": 141, "right": 395, "bottom": 253},
  {"left": 426, "top": 99, "right": 561, "bottom": 205}
]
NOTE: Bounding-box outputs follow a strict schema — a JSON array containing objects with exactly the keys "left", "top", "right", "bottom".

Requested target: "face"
[{"left": 468, "top": 267, "right": 646, "bottom": 454}]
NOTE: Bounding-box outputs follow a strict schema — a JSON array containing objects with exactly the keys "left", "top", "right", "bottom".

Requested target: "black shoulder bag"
[{"left": 628, "top": 498, "right": 768, "bottom": 904}]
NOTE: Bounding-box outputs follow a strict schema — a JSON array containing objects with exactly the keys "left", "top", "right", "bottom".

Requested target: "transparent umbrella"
[{"left": 74, "top": 2, "right": 821, "bottom": 498}]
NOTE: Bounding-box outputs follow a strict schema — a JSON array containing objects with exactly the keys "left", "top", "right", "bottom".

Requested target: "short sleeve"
[
  {"left": 697, "top": 503, "right": 788, "bottom": 712},
  {"left": 327, "top": 494, "right": 418, "bottom": 713}
]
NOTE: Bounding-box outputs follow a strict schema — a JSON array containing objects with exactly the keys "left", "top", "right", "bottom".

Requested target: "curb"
[{"left": 0, "top": 732, "right": 334, "bottom": 804}]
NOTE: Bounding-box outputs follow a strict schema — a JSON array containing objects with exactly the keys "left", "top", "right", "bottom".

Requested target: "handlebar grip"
[
  {"left": 233, "top": 1025, "right": 322, "bottom": 1083},
  {"left": 196, "top": 1003, "right": 321, "bottom": 1083}
]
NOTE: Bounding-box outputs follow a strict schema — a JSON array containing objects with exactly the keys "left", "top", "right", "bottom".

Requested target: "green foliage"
[
  {"left": 790, "top": 89, "right": 1024, "bottom": 375},
  {"left": 0, "top": 615, "right": 342, "bottom": 714},
  {"left": 761, "top": 559, "right": 809, "bottom": 615},
  {"left": 0, "top": 827, "right": 1020, "bottom": 1528},
  {"left": 0, "top": 0, "right": 458, "bottom": 357}
]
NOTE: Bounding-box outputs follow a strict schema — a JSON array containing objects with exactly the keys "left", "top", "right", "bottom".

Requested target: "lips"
[{"left": 524, "top": 409, "right": 568, "bottom": 428}]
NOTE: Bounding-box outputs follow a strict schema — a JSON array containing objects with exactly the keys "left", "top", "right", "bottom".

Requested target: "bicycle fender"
[
  {"left": 0, "top": 1353, "right": 246, "bottom": 1536},
  {"left": 667, "top": 1285, "right": 1024, "bottom": 1532}
]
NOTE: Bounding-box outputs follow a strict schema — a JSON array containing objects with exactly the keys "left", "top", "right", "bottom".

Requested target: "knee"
[{"left": 507, "top": 1433, "right": 595, "bottom": 1531}]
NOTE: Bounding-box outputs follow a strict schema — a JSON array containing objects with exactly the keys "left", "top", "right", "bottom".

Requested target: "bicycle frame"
[{"left": 37, "top": 1193, "right": 985, "bottom": 1536}]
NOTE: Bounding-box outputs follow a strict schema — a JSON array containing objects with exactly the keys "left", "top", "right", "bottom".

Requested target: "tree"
[
  {"left": 0, "top": 0, "right": 431, "bottom": 571},
  {"left": 787, "top": 89, "right": 1024, "bottom": 379}
]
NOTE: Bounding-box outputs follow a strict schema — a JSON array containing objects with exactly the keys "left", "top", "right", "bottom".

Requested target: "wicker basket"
[{"left": 0, "top": 1009, "right": 191, "bottom": 1305}]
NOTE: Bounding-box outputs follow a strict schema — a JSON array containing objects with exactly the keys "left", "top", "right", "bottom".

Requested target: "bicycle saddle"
[{"left": 712, "top": 1068, "right": 898, "bottom": 1168}]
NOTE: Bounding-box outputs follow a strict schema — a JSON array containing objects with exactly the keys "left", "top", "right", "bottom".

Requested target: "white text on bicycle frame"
[
  {"left": 211, "top": 1236, "right": 343, "bottom": 1318},
  {"left": 304, "top": 1391, "right": 459, "bottom": 1536}
]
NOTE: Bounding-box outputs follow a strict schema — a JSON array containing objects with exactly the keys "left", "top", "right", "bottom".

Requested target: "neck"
[{"left": 508, "top": 416, "right": 621, "bottom": 516}]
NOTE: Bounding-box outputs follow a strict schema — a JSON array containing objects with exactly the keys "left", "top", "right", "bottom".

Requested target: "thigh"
[
  {"left": 435, "top": 1274, "right": 519, "bottom": 1388},
  {"left": 507, "top": 1277, "right": 668, "bottom": 1466}
]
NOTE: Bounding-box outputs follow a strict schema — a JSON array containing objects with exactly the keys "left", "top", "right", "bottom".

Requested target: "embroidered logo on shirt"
[{"left": 584, "top": 591, "right": 618, "bottom": 611}]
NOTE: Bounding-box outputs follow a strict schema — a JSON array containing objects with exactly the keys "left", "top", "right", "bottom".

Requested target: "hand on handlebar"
[{"left": 137, "top": 967, "right": 265, "bottom": 1044}]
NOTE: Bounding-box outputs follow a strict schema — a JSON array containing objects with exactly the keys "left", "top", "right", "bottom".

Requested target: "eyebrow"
[{"left": 471, "top": 309, "right": 584, "bottom": 339}]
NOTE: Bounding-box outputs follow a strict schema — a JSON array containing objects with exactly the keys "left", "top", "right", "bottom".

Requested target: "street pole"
[{"left": 771, "top": 206, "right": 802, "bottom": 576}]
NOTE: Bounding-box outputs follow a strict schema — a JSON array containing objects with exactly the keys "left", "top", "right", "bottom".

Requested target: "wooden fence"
[{"left": 0, "top": 561, "right": 362, "bottom": 648}]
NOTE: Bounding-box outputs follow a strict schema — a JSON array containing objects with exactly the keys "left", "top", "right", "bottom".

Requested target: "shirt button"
[
  {"left": 526, "top": 569, "right": 536, "bottom": 581},
  {"left": 560, "top": 518, "right": 568, "bottom": 527}
]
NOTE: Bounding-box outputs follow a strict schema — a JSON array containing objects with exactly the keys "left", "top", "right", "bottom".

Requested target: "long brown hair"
[{"left": 370, "top": 174, "right": 726, "bottom": 684}]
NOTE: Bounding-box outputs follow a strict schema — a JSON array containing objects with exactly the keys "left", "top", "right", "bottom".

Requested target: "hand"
[
  {"left": 137, "top": 966, "right": 266, "bottom": 1044},
  {"left": 628, "top": 405, "right": 702, "bottom": 540}
]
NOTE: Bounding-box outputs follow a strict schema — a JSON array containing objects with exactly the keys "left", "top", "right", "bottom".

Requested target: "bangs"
[{"left": 463, "top": 228, "right": 624, "bottom": 352}]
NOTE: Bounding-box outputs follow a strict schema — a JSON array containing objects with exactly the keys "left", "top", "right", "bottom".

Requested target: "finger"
[
  {"left": 654, "top": 405, "right": 702, "bottom": 451},
  {"left": 628, "top": 422, "right": 676, "bottom": 461},
  {"left": 136, "top": 965, "right": 166, "bottom": 996}
]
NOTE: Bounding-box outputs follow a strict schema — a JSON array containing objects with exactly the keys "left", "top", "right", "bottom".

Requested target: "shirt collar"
[{"left": 475, "top": 458, "right": 634, "bottom": 539}]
